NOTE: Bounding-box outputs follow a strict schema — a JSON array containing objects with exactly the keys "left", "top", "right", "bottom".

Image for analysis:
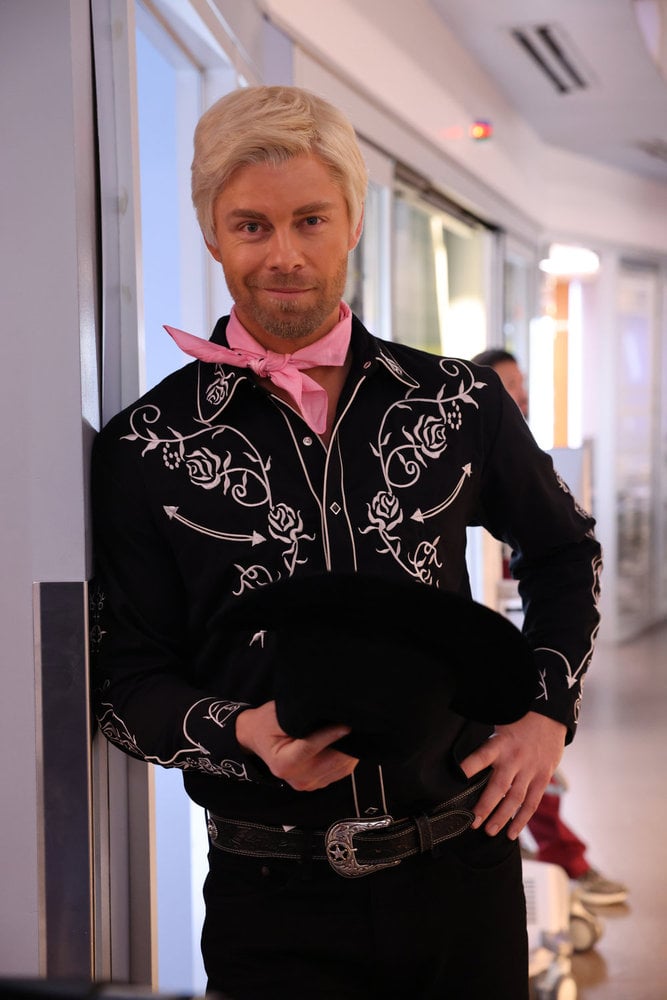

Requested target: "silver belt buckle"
[{"left": 325, "top": 815, "right": 401, "bottom": 878}]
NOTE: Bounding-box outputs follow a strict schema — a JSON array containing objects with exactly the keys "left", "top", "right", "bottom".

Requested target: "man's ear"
[
  {"left": 349, "top": 204, "right": 365, "bottom": 251},
  {"left": 205, "top": 237, "right": 222, "bottom": 263}
]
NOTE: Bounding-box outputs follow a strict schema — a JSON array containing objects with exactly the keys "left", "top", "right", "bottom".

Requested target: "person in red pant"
[{"left": 472, "top": 349, "right": 628, "bottom": 907}]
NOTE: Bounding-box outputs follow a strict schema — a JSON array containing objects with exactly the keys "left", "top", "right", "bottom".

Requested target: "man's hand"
[
  {"left": 459, "top": 712, "right": 567, "bottom": 840},
  {"left": 236, "top": 700, "right": 358, "bottom": 791}
]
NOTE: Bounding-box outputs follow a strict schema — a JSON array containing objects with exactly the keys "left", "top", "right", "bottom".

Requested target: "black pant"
[{"left": 201, "top": 825, "right": 529, "bottom": 1000}]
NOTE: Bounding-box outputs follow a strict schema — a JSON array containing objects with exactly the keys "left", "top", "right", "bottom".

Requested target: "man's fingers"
[
  {"left": 473, "top": 773, "right": 546, "bottom": 838},
  {"left": 475, "top": 782, "right": 527, "bottom": 836},
  {"left": 459, "top": 735, "right": 498, "bottom": 780},
  {"left": 461, "top": 714, "right": 567, "bottom": 838},
  {"left": 505, "top": 802, "right": 536, "bottom": 841},
  {"left": 285, "top": 744, "right": 358, "bottom": 791},
  {"left": 298, "top": 723, "right": 352, "bottom": 756},
  {"left": 469, "top": 769, "right": 515, "bottom": 829},
  {"left": 274, "top": 724, "right": 358, "bottom": 791},
  {"left": 504, "top": 780, "right": 546, "bottom": 839}
]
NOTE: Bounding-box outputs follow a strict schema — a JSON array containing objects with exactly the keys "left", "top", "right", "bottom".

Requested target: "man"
[
  {"left": 472, "top": 348, "right": 628, "bottom": 907},
  {"left": 91, "top": 86, "right": 602, "bottom": 999},
  {"left": 471, "top": 349, "right": 529, "bottom": 419}
]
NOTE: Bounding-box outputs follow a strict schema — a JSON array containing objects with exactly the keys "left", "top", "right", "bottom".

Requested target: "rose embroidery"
[
  {"left": 367, "top": 491, "right": 403, "bottom": 533},
  {"left": 362, "top": 362, "right": 481, "bottom": 580},
  {"left": 268, "top": 503, "right": 304, "bottom": 543},
  {"left": 361, "top": 491, "right": 410, "bottom": 564},
  {"left": 185, "top": 448, "right": 223, "bottom": 489},
  {"left": 121, "top": 405, "right": 311, "bottom": 591},
  {"left": 268, "top": 503, "right": 314, "bottom": 574},
  {"left": 411, "top": 414, "right": 448, "bottom": 459}
]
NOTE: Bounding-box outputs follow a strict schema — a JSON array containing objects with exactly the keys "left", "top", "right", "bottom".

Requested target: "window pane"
[
  {"left": 392, "top": 189, "right": 487, "bottom": 357},
  {"left": 345, "top": 180, "right": 390, "bottom": 338}
]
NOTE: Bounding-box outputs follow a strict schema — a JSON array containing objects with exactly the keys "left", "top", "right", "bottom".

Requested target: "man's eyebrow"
[
  {"left": 224, "top": 209, "right": 270, "bottom": 223},
  {"left": 224, "top": 201, "right": 337, "bottom": 223},
  {"left": 292, "top": 201, "right": 337, "bottom": 215}
]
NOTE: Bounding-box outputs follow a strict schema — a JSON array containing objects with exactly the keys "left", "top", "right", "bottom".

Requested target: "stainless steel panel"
[{"left": 34, "top": 581, "right": 94, "bottom": 979}]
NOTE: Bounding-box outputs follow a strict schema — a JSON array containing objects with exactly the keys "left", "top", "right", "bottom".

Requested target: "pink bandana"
[{"left": 164, "top": 303, "right": 352, "bottom": 435}]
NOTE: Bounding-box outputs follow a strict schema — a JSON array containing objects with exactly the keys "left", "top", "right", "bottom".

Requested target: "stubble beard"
[{"left": 227, "top": 259, "right": 348, "bottom": 342}]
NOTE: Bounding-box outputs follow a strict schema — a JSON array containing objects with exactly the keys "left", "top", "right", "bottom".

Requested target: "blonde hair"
[{"left": 191, "top": 86, "right": 368, "bottom": 245}]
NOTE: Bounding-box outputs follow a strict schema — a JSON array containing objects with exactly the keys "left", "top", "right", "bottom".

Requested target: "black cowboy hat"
[{"left": 224, "top": 573, "right": 536, "bottom": 764}]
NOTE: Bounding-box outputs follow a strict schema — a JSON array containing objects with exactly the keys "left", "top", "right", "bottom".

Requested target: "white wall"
[{"left": 0, "top": 0, "right": 98, "bottom": 975}]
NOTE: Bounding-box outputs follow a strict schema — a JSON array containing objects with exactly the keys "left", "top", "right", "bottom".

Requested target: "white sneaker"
[{"left": 573, "top": 867, "right": 628, "bottom": 906}]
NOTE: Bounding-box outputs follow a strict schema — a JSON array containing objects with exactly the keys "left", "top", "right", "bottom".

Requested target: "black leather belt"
[{"left": 207, "top": 772, "right": 489, "bottom": 878}]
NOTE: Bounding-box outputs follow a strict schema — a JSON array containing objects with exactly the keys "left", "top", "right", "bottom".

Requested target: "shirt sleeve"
[
  {"left": 474, "top": 377, "right": 602, "bottom": 742},
  {"left": 90, "top": 421, "right": 270, "bottom": 783}
]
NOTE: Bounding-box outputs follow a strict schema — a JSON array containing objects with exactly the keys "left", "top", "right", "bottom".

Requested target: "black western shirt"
[{"left": 91, "top": 314, "right": 602, "bottom": 826}]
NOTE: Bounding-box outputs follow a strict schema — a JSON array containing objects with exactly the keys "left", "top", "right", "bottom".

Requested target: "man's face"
[
  {"left": 206, "top": 154, "right": 362, "bottom": 352},
  {"left": 494, "top": 360, "right": 529, "bottom": 418}
]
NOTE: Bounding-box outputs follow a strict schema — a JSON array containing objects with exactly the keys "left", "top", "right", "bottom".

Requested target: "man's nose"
[{"left": 265, "top": 228, "right": 304, "bottom": 269}]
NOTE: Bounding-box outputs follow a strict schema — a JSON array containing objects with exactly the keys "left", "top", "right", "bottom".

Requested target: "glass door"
[{"left": 614, "top": 261, "right": 661, "bottom": 636}]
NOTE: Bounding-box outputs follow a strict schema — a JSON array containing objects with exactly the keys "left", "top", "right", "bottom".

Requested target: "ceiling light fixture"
[{"left": 539, "top": 243, "right": 600, "bottom": 277}]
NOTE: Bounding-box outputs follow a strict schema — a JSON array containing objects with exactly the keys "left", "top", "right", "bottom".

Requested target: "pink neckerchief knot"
[
  {"left": 164, "top": 303, "right": 352, "bottom": 435},
  {"left": 248, "top": 352, "right": 291, "bottom": 378}
]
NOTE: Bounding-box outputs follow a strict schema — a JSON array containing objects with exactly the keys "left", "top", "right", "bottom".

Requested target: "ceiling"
[{"left": 429, "top": 0, "right": 667, "bottom": 184}]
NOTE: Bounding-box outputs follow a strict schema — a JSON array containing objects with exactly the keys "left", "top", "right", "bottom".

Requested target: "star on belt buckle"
[{"left": 325, "top": 815, "right": 401, "bottom": 877}]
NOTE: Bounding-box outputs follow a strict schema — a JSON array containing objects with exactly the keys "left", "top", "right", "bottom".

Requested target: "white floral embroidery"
[
  {"left": 185, "top": 447, "right": 223, "bottom": 489},
  {"left": 122, "top": 397, "right": 316, "bottom": 592},
  {"left": 96, "top": 697, "right": 251, "bottom": 779},
  {"left": 361, "top": 358, "right": 482, "bottom": 583},
  {"left": 233, "top": 564, "right": 280, "bottom": 596},
  {"left": 267, "top": 503, "right": 315, "bottom": 575},
  {"left": 205, "top": 366, "right": 235, "bottom": 406},
  {"left": 534, "top": 553, "right": 602, "bottom": 704}
]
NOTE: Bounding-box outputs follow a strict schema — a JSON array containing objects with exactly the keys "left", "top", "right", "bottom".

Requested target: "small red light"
[{"left": 470, "top": 120, "right": 493, "bottom": 141}]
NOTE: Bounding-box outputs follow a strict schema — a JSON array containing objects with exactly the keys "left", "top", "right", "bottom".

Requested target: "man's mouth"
[{"left": 261, "top": 283, "right": 312, "bottom": 292}]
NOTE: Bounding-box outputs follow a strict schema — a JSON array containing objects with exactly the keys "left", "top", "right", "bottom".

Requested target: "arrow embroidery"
[
  {"left": 164, "top": 506, "right": 265, "bottom": 545},
  {"left": 411, "top": 464, "right": 472, "bottom": 522}
]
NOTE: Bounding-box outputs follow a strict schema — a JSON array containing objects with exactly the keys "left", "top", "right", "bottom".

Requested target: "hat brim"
[{"left": 224, "top": 573, "right": 536, "bottom": 763}]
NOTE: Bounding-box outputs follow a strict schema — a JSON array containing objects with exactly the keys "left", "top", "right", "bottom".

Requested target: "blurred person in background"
[{"left": 472, "top": 348, "right": 628, "bottom": 907}]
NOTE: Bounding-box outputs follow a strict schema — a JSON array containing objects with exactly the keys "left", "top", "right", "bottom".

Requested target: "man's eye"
[
  {"left": 303, "top": 216, "right": 322, "bottom": 226},
  {"left": 242, "top": 222, "right": 262, "bottom": 234}
]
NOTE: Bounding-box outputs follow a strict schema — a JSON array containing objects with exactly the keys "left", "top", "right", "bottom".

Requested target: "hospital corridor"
[
  {"left": 2, "top": 1, "right": 667, "bottom": 998},
  {"left": 553, "top": 622, "right": 667, "bottom": 1000}
]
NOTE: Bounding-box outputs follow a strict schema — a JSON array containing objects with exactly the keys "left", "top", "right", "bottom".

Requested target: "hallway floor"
[{"left": 542, "top": 622, "right": 667, "bottom": 999}]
